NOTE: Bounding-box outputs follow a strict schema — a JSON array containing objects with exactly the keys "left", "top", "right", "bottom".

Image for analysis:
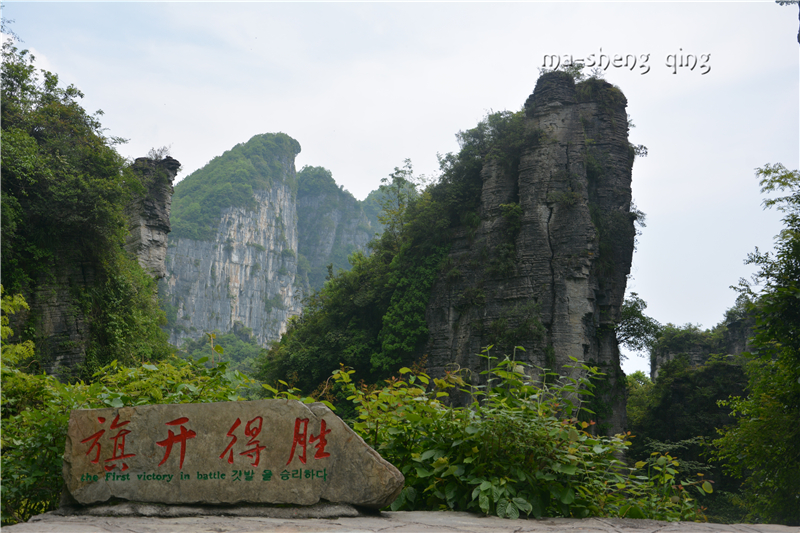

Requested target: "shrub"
[{"left": 331, "top": 349, "right": 711, "bottom": 520}]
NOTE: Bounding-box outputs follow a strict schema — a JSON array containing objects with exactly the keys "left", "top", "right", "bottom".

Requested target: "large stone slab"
[{"left": 63, "top": 400, "right": 403, "bottom": 509}]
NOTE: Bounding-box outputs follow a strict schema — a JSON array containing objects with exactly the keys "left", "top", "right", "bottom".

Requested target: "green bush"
[{"left": 331, "top": 349, "right": 711, "bottom": 520}]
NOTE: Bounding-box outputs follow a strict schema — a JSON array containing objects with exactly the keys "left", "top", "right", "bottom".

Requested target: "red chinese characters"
[
  {"left": 157, "top": 417, "right": 196, "bottom": 469},
  {"left": 80, "top": 415, "right": 136, "bottom": 472},
  {"left": 286, "top": 418, "right": 331, "bottom": 465},
  {"left": 219, "top": 417, "right": 266, "bottom": 467},
  {"left": 219, "top": 418, "right": 241, "bottom": 464},
  {"left": 310, "top": 419, "right": 331, "bottom": 460},
  {"left": 241, "top": 417, "right": 266, "bottom": 466}
]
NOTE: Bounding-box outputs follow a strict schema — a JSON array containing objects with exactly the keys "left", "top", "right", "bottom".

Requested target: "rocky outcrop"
[
  {"left": 423, "top": 73, "right": 636, "bottom": 434},
  {"left": 24, "top": 263, "right": 95, "bottom": 378},
  {"left": 63, "top": 400, "right": 404, "bottom": 509},
  {"left": 124, "top": 156, "right": 181, "bottom": 279}
]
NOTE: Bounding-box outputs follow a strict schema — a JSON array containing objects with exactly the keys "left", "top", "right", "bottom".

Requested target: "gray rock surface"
[
  {"left": 162, "top": 159, "right": 380, "bottom": 349},
  {"left": 55, "top": 500, "right": 359, "bottom": 519},
  {"left": 124, "top": 156, "right": 181, "bottom": 280},
  {"left": 163, "top": 178, "right": 302, "bottom": 347},
  {"left": 423, "top": 73, "right": 635, "bottom": 434},
  {"left": 10, "top": 511, "right": 799, "bottom": 532},
  {"left": 63, "top": 400, "right": 403, "bottom": 509}
]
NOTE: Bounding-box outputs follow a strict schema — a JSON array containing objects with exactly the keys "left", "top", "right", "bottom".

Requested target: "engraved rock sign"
[{"left": 63, "top": 400, "right": 404, "bottom": 509}]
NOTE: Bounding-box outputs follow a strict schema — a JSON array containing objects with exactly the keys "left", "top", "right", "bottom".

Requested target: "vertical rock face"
[
  {"left": 163, "top": 182, "right": 301, "bottom": 347},
  {"left": 161, "top": 150, "right": 381, "bottom": 349},
  {"left": 423, "top": 73, "right": 636, "bottom": 434},
  {"left": 125, "top": 156, "right": 181, "bottom": 279},
  {"left": 27, "top": 263, "right": 95, "bottom": 378}
]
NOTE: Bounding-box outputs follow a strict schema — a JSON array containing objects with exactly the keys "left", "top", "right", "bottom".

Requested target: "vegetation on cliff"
[
  {"left": 170, "top": 133, "right": 301, "bottom": 241},
  {"left": 0, "top": 30, "right": 172, "bottom": 377}
]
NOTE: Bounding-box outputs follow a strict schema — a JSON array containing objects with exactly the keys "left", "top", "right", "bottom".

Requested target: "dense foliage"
[
  {"left": 258, "top": 110, "right": 534, "bottom": 393},
  {"left": 331, "top": 352, "right": 711, "bottom": 520},
  {"left": 177, "top": 322, "right": 265, "bottom": 375},
  {"left": 625, "top": 355, "right": 747, "bottom": 523},
  {"left": 0, "top": 31, "right": 172, "bottom": 376},
  {"left": 616, "top": 293, "right": 663, "bottom": 354},
  {"left": 0, "top": 288, "right": 254, "bottom": 525},
  {"left": 713, "top": 164, "right": 800, "bottom": 525},
  {"left": 170, "top": 133, "right": 301, "bottom": 241}
]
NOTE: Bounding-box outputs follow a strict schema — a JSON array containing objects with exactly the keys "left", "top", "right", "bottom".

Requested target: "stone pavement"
[{"left": 6, "top": 511, "right": 799, "bottom": 533}]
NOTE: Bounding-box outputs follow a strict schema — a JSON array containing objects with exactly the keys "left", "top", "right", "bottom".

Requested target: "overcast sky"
[{"left": 4, "top": 2, "right": 798, "bottom": 375}]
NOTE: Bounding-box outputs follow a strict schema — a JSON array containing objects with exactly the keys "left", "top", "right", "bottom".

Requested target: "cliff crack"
[
  {"left": 544, "top": 144, "right": 572, "bottom": 355},
  {"left": 545, "top": 193, "right": 556, "bottom": 353}
]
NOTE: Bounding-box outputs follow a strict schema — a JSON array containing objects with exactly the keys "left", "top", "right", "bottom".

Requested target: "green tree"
[
  {"left": 616, "top": 293, "right": 662, "bottom": 355},
  {"left": 713, "top": 163, "right": 800, "bottom": 526},
  {"left": 625, "top": 370, "right": 654, "bottom": 428},
  {"left": 1, "top": 35, "right": 132, "bottom": 292},
  {"left": 375, "top": 158, "right": 420, "bottom": 252}
]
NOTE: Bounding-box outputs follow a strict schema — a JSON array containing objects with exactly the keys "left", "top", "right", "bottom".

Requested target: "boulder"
[{"left": 63, "top": 400, "right": 404, "bottom": 509}]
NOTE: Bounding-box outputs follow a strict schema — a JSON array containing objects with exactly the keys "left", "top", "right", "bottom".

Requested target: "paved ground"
[{"left": 6, "top": 511, "right": 799, "bottom": 533}]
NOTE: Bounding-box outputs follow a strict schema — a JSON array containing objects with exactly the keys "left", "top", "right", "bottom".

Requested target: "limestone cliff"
[
  {"left": 423, "top": 73, "right": 637, "bottom": 433},
  {"left": 161, "top": 139, "right": 380, "bottom": 349},
  {"left": 162, "top": 137, "right": 301, "bottom": 347},
  {"left": 650, "top": 316, "right": 755, "bottom": 379},
  {"left": 25, "top": 263, "right": 95, "bottom": 377},
  {"left": 163, "top": 185, "right": 301, "bottom": 347}
]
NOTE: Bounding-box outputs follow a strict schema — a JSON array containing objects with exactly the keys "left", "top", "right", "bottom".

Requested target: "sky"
[{"left": 4, "top": 2, "right": 798, "bottom": 376}]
